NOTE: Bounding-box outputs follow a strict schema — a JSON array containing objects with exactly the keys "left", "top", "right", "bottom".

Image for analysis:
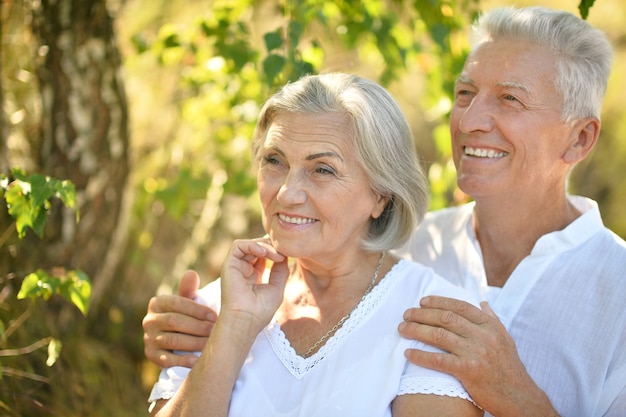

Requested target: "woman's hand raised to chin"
[{"left": 220, "top": 238, "right": 290, "bottom": 334}]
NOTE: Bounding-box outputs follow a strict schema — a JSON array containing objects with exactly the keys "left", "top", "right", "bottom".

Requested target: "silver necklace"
[{"left": 303, "top": 252, "right": 385, "bottom": 358}]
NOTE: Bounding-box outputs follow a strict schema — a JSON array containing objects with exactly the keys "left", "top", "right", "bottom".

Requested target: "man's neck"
[{"left": 473, "top": 194, "right": 581, "bottom": 287}]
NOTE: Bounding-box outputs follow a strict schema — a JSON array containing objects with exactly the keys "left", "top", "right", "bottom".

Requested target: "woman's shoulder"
[{"left": 391, "top": 259, "right": 480, "bottom": 306}]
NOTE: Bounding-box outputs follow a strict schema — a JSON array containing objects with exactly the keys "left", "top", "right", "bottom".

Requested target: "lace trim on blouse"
[
  {"left": 399, "top": 376, "right": 477, "bottom": 405},
  {"left": 263, "top": 260, "right": 405, "bottom": 379}
]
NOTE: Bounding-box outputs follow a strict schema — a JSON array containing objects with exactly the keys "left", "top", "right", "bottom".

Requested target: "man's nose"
[{"left": 457, "top": 95, "right": 495, "bottom": 134}]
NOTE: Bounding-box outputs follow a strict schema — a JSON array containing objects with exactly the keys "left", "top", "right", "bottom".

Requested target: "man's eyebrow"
[
  {"left": 455, "top": 76, "right": 474, "bottom": 86},
  {"left": 497, "top": 80, "right": 531, "bottom": 93},
  {"left": 455, "top": 77, "right": 532, "bottom": 94}
]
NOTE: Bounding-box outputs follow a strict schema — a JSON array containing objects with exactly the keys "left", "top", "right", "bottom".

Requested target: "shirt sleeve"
[
  {"left": 397, "top": 341, "right": 475, "bottom": 405},
  {"left": 148, "top": 365, "right": 195, "bottom": 402},
  {"left": 147, "top": 279, "right": 222, "bottom": 403},
  {"left": 397, "top": 278, "right": 479, "bottom": 405}
]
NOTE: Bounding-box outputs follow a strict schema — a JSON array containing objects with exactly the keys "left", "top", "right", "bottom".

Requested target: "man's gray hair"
[{"left": 472, "top": 6, "right": 613, "bottom": 123}]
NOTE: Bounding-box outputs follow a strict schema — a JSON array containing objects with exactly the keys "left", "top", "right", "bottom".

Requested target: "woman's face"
[{"left": 257, "top": 112, "right": 387, "bottom": 261}]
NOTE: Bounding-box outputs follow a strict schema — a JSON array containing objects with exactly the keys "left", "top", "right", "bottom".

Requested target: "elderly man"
[{"left": 142, "top": 7, "right": 626, "bottom": 417}]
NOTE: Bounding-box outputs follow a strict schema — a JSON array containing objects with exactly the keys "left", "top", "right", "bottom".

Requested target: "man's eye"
[
  {"left": 454, "top": 90, "right": 474, "bottom": 103},
  {"left": 504, "top": 94, "right": 518, "bottom": 101}
]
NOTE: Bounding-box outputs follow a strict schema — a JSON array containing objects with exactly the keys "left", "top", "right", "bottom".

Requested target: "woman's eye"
[
  {"left": 315, "top": 165, "right": 336, "bottom": 175},
  {"left": 263, "top": 155, "right": 280, "bottom": 165}
]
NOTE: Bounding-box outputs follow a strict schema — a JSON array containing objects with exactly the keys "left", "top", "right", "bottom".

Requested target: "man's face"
[{"left": 449, "top": 38, "right": 576, "bottom": 201}]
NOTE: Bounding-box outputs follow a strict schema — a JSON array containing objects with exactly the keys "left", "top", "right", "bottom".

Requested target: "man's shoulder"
[
  {"left": 394, "top": 202, "right": 474, "bottom": 263},
  {"left": 419, "top": 202, "right": 474, "bottom": 232}
]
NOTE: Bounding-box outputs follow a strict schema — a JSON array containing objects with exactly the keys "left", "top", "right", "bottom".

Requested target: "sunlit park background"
[{"left": 1, "top": 0, "right": 625, "bottom": 415}]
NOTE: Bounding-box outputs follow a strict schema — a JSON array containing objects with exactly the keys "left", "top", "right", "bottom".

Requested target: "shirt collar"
[
  {"left": 531, "top": 195, "right": 603, "bottom": 255},
  {"left": 466, "top": 195, "right": 604, "bottom": 256}
]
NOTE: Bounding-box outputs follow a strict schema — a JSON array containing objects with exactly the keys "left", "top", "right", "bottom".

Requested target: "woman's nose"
[{"left": 276, "top": 170, "right": 307, "bottom": 205}]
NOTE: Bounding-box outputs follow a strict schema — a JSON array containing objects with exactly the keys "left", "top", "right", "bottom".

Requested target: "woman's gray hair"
[
  {"left": 471, "top": 6, "right": 613, "bottom": 123},
  {"left": 252, "top": 73, "right": 429, "bottom": 251}
]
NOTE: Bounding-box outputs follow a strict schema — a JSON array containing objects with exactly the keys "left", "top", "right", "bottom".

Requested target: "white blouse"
[{"left": 149, "top": 259, "right": 479, "bottom": 416}]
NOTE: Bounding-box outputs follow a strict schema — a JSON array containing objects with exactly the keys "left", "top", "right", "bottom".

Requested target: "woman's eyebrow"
[{"left": 306, "top": 151, "right": 343, "bottom": 162}]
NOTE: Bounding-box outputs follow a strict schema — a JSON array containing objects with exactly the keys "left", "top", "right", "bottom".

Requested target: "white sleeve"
[
  {"left": 398, "top": 341, "right": 474, "bottom": 404},
  {"left": 147, "top": 279, "right": 222, "bottom": 402},
  {"left": 398, "top": 280, "right": 479, "bottom": 405}
]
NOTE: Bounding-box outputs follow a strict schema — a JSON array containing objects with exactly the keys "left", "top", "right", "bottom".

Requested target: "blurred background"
[{"left": 1, "top": 0, "right": 624, "bottom": 415}]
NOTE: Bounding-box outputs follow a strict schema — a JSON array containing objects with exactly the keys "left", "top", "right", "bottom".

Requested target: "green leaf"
[
  {"left": 288, "top": 21, "right": 303, "bottom": 46},
  {"left": 264, "top": 30, "right": 283, "bottom": 52},
  {"left": 4, "top": 184, "right": 40, "bottom": 238},
  {"left": 2, "top": 169, "right": 79, "bottom": 238},
  {"left": 59, "top": 270, "right": 92, "bottom": 316},
  {"left": 54, "top": 180, "right": 77, "bottom": 210},
  {"left": 28, "top": 174, "right": 57, "bottom": 210},
  {"left": 262, "top": 54, "right": 286, "bottom": 85},
  {"left": 162, "top": 33, "right": 180, "bottom": 48},
  {"left": 46, "top": 338, "right": 62, "bottom": 367},
  {"left": 131, "top": 33, "right": 149, "bottom": 54},
  {"left": 578, "top": 0, "right": 595, "bottom": 19},
  {"left": 18, "top": 270, "right": 55, "bottom": 300},
  {"left": 17, "top": 269, "right": 92, "bottom": 315}
]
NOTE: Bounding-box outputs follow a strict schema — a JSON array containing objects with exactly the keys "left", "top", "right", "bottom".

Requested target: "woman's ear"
[
  {"left": 371, "top": 194, "right": 391, "bottom": 219},
  {"left": 563, "top": 117, "right": 600, "bottom": 164}
]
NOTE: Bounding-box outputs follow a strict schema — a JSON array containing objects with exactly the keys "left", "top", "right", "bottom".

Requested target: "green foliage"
[
  {"left": 127, "top": 1, "right": 480, "bottom": 253},
  {"left": 0, "top": 168, "right": 92, "bottom": 414},
  {"left": 578, "top": 0, "right": 597, "bottom": 19},
  {"left": 0, "top": 168, "right": 78, "bottom": 239},
  {"left": 0, "top": 168, "right": 90, "bottom": 315},
  {"left": 18, "top": 269, "right": 91, "bottom": 316}
]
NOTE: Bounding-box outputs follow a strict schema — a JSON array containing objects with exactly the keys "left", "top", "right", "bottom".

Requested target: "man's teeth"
[
  {"left": 279, "top": 214, "right": 315, "bottom": 224},
  {"left": 464, "top": 146, "right": 508, "bottom": 158}
]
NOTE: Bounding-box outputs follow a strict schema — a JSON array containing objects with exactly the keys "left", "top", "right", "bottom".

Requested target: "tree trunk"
[{"left": 26, "top": 0, "right": 130, "bottom": 306}]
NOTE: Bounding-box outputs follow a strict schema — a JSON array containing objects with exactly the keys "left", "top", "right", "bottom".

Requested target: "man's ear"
[{"left": 563, "top": 117, "right": 600, "bottom": 164}]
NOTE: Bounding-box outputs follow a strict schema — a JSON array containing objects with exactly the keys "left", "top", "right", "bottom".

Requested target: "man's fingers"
[
  {"left": 178, "top": 270, "right": 200, "bottom": 300},
  {"left": 401, "top": 305, "right": 475, "bottom": 340},
  {"left": 144, "top": 309, "right": 215, "bottom": 337},
  {"left": 145, "top": 347, "right": 200, "bottom": 369},
  {"left": 403, "top": 348, "right": 458, "bottom": 375},
  {"left": 147, "top": 294, "right": 217, "bottom": 322},
  {"left": 420, "top": 296, "right": 487, "bottom": 324},
  {"left": 398, "top": 319, "right": 470, "bottom": 354},
  {"left": 152, "top": 330, "right": 209, "bottom": 352},
  {"left": 480, "top": 301, "right": 498, "bottom": 319}
]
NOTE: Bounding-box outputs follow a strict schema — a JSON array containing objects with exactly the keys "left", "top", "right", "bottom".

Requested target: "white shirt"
[
  {"left": 396, "top": 196, "right": 626, "bottom": 417},
  {"left": 149, "top": 260, "right": 478, "bottom": 416}
]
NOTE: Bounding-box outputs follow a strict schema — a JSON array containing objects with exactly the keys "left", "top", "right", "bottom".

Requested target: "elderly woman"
[{"left": 148, "top": 73, "right": 482, "bottom": 417}]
